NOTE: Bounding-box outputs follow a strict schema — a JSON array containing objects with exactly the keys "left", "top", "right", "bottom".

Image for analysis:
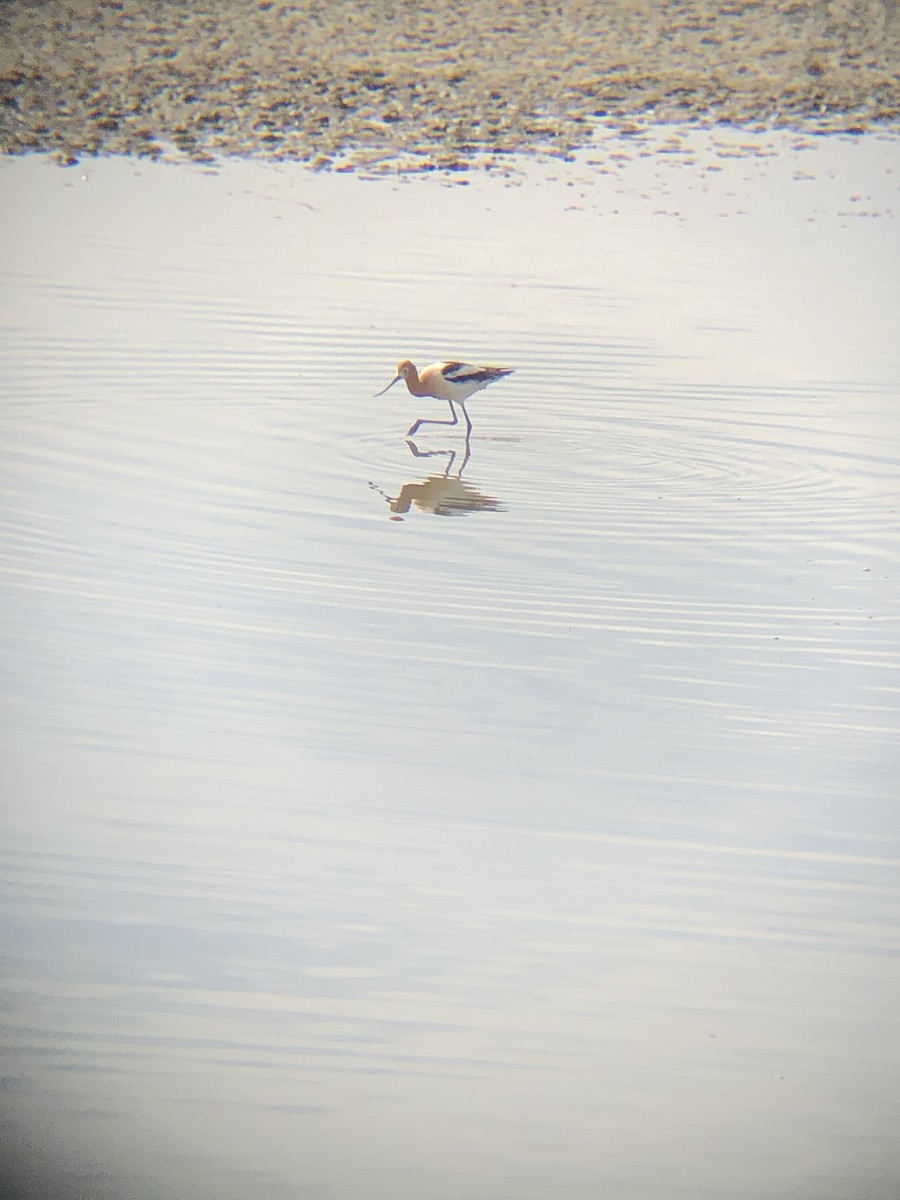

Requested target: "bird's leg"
[
  {"left": 458, "top": 401, "right": 473, "bottom": 434},
  {"left": 406, "top": 401, "right": 459, "bottom": 438}
]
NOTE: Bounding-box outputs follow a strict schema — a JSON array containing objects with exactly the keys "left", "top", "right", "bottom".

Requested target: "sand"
[{"left": 1, "top": 1, "right": 899, "bottom": 171}]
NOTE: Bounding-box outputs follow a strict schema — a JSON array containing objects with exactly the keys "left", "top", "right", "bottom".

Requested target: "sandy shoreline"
[{"left": 2, "top": 1, "right": 899, "bottom": 171}]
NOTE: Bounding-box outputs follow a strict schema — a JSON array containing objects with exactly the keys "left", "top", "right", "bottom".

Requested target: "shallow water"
[{"left": 1, "top": 131, "right": 899, "bottom": 1200}]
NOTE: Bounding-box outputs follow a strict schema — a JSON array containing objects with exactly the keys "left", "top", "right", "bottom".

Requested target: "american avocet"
[{"left": 374, "top": 360, "right": 514, "bottom": 436}]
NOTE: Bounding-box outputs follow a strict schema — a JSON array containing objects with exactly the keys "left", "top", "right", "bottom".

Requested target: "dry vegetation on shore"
[{"left": 2, "top": 1, "right": 899, "bottom": 169}]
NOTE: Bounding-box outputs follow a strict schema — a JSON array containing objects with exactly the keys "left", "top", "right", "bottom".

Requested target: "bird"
[{"left": 374, "top": 360, "right": 514, "bottom": 437}]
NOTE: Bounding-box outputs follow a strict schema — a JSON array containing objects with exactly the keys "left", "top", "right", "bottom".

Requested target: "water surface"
[{"left": 1, "top": 131, "right": 899, "bottom": 1199}]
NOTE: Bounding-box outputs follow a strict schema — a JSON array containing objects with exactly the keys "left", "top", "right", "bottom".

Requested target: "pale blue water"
[{"left": 1, "top": 130, "right": 899, "bottom": 1200}]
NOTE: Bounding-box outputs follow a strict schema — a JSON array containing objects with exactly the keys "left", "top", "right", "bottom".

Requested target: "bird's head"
[{"left": 374, "top": 360, "right": 416, "bottom": 397}]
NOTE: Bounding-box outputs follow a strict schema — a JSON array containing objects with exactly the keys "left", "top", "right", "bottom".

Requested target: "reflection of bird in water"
[
  {"left": 369, "top": 436, "right": 502, "bottom": 519},
  {"left": 374, "top": 359, "right": 514, "bottom": 436},
  {"left": 386, "top": 474, "right": 502, "bottom": 517}
]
